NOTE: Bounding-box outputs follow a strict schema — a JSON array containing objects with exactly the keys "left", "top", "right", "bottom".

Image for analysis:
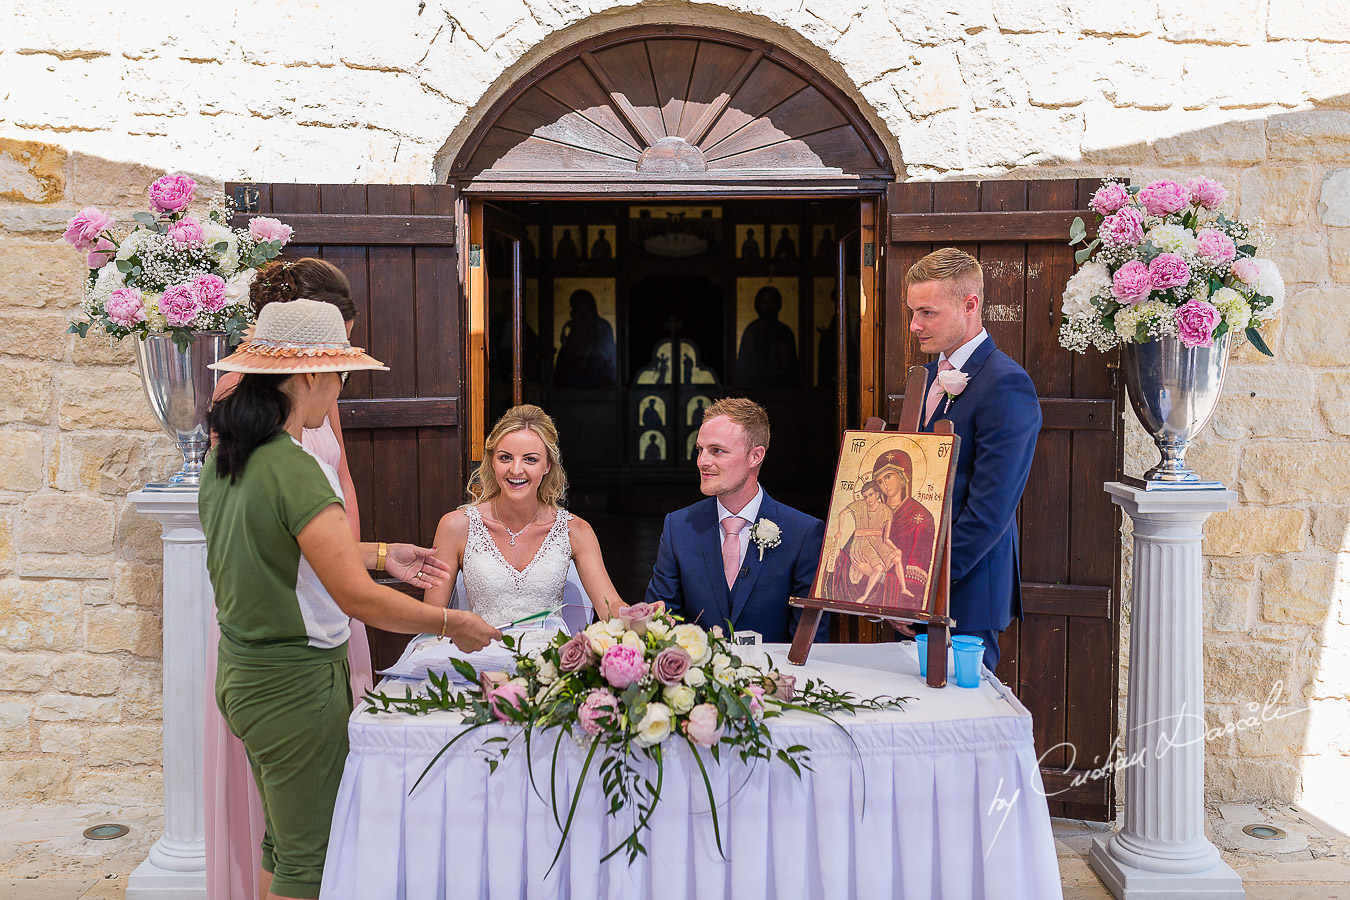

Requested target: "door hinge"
[
  {"left": 470, "top": 244, "right": 481, "bottom": 267},
  {"left": 233, "top": 184, "right": 260, "bottom": 214},
  {"left": 863, "top": 242, "right": 875, "bottom": 267}
]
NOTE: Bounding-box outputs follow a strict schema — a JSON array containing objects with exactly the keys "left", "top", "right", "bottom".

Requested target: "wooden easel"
[{"left": 788, "top": 366, "right": 958, "bottom": 688}]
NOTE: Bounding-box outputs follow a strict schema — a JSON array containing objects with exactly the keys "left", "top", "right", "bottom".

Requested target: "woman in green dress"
[{"left": 200, "top": 298, "right": 502, "bottom": 900}]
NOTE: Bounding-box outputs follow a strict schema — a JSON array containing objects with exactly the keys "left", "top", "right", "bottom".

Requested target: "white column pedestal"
[
  {"left": 126, "top": 489, "right": 209, "bottom": 900},
  {"left": 1088, "top": 483, "right": 1244, "bottom": 899}
]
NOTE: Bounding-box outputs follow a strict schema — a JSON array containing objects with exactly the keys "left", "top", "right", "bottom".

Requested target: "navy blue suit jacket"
[
  {"left": 644, "top": 492, "right": 828, "bottom": 644},
  {"left": 922, "top": 337, "right": 1041, "bottom": 631}
]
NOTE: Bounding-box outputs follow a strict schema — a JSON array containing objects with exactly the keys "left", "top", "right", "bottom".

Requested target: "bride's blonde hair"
[{"left": 464, "top": 404, "right": 569, "bottom": 508}]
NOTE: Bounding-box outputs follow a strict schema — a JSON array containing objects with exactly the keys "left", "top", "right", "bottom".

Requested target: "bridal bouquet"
[
  {"left": 1059, "top": 176, "right": 1284, "bottom": 356},
  {"left": 64, "top": 174, "right": 295, "bottom": 349},
  {"left": 366, "top": 604, "right": 907, "bottom": 866}
]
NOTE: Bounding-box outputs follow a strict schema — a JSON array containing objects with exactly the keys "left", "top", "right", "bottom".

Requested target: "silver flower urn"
[
  {"left": 1121, "top": 332, "right": 1232, "bottom": 490},
  {"left": 134, "top": 332, "right": 229, "bottom": 490}
]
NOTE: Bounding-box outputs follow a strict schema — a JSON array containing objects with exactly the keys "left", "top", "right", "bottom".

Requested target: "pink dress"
[{"left": 204, "top": 418, "right": 373, "bottom": 900}]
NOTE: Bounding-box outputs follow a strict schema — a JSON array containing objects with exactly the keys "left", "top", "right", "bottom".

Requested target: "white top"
[
  {"left": 293, "top": 438, "right": 351, "bottom": 649},
  {"left": 939, "top": 327, "right": 988, "bottom": 371},
  {"left": 461, "top": 505, "right": 573, "bottom": 627},
  {"left": 715, "top": 485, "right": 764, "bottom": 571}
]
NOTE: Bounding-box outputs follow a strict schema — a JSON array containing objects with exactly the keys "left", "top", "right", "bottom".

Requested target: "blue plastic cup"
[
  {"left": 952, "top": 635, "right": 984, "bottom": 650},
  {"left": 953, "top": 642, "right": 984, "bottom": 688},
  {"left": 915, "top": 634, "right": 928, "bottom": 678}
]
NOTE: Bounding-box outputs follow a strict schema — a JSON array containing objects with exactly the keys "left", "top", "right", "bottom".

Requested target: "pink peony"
[
  {"left": 1089, "top": 183, "right": 1130, "bottom": 217},
  {"left": 652, "top": 646, "right": 691, "bottom": 686},
  {"left": 1230, "top": 258, "right": 1261, "bottom": 284},
  {"left": 148, "top": 174, "right": 196, "bottom": 213},
  {"left": 159, "top": 283, "right": 202, "bottom": 327},
  {"left": 63, "top": 207, "right": 115, "bottom": 251},
  {"left": 86, "top": 237, "right": 116, "bottom": 269},
  {"left": 1175, "top": 299, "right": 1220, "bottom": 348},
  {"left": 578, "top": 688, "right": 618, "bottom": 735},
  {"left": 684, "top": 703, "right": 723, "bottom": 747},
  {"left": 599, "top": 644, "right": 646, "bottom": 689},
  {"left": 1099, "top": 207, "right": 1144, "bottom": 248},
  {"left": 1138, "top": 180, "right": 1189, "bottom": 217},
  {"left": 167, "top": 216, "right": 205, "bottom": 248},
  {"left": 192, "top": 274, "right": 228, "bottom": 313},
  {"left": 1148, "top": 253, "right": 1191, "bottom": 291},
  {"left": 558, "top": 632, "right": 596, "bottom": 672},
  {"left": 104, "top": 288, "right": 146, "bottom": 327},
  {"left": 1195, "top": 229, "right": 1236, "bottom": 266},
  {"left": 1111, "top": 260, "right": 1154, "bottom": 304},
  {"left": 249, "top": 216, "right": 293, "bottom": 246},
  {"left": 1186, "top": 176, "right": 1227, "bottom": 210}
]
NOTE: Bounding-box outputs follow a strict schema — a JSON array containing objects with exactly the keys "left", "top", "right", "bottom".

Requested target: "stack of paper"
[{"left": 377, "top": 627, "right": 560, "bottom": 684}]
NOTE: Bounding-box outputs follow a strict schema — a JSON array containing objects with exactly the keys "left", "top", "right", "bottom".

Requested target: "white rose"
[
  {"left": 621, "top": 630, "right": 645, "bottom": 652},
  {"left": 683, "top": 666, "right": 707, "bottom": 688},
  {"left": 662, "top": 684, "right": 697, "bottom": 715},
  {"left": 711, "top": 653, "right": 735, "bottom": 685},
  {"left": 935, "top": 368, "right": 970, "bottom": 395},
  {"left": 1061, "top": 260, "right": 1110, "bottom": 319},
  {"left": 603, "top": 618, "right": 627, "bottom": 638},
  {"left": 633, "top": 702, "right": 673, "bottom": 748},
  {"left": 537, "top": 659, "right": 559, "bottom": 684},
  {"left": 584, "top": 622, "right": 616, "bottom": 655},
  {"left": 646, "top": 619, "right": 671, "bottom": 640},
  {"left": 1250, "top": 258, "right": 1285, "bottom": 316},
  {"left": 754, "top": 519, "right": 781, "bottom": 542},
  {"left": 672, "top": 624, "right": 711, "bottom": 666}
]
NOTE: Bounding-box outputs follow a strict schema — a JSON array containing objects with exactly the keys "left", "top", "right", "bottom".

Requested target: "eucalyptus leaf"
[
  {"left": 1074, "top": 246, "right": 1094, "bottom": 265},
  {"left": 214, "top": 241, "right": 230, "bottom": 252},
  {"left": 1069, "top": 216, "right": 1087, "bottom": 245},
  {"left": 132, "top": 212, "right": 157, "bottom": 227},
  {"left": 1214, "top": 321, "right": 1229, "bottom": 341},
  {"left": 116, "top": 260, "right": 134, "bottom": 274},
  {"left": 1237, "top": 244, "right": 1257, "bottom": 256}
]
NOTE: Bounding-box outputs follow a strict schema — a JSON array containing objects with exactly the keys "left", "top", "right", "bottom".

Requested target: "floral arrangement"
[
  {"left": 366, "top": 603, "right": 907, "bottom": 867},
  {"left": 1059, "top": 176, "right": 1284, "bottom": 356},
  {"left": 747, "top": 517, "right": 782, "bottom": 561},
  {"left": 64, "top": 174, "right": 295, "bottom": 349}
]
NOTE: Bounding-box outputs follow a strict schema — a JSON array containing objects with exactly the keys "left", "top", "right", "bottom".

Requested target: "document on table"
[{"left": 377, "top": 628, "right": 560, "bottom": 684}]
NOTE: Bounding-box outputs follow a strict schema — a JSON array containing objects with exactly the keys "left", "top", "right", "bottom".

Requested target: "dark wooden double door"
[{"left": 231, "top": 179, "right": 1121, "bottom": 821}]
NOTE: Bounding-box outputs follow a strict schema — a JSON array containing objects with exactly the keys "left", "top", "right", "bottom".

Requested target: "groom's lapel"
[
  {"left": 923, "top": 337, "right": 998, "bottom": 428},
  {"left": 729, "top": 494, "right": 773, "bottom": 624},
  {"left": 696, "top": 501, "right": 732, "bottom": 627}
]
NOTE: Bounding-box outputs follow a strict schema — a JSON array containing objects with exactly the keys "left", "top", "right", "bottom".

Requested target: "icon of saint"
[
  {"left": 641, "top": 397, "right": 663, "bottom": 428},
  {"left": 643, "top": 433, "right": 663, "bottom": 461},
  {"left": 553, "top": 289, "right": 617, "bottom": 387},
  {"left": 590, "top": 229, "right": 612, "bottom": 260},
  {"left": 815, "top": 227, "right": 834, "bottom": 259},
  {"left": 555, "top": 228, "right": 578, "bottom": 261},
  {"left": 741, "top": 228, "right": 761, "bottom": 259},
  {"left": 736, "top": 285, "right": 800, "bottom": 388},
  {"left": 774, "top": 227, "right": 797, "bottom": 260}
]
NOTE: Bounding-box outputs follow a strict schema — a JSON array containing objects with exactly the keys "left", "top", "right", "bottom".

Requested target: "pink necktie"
[
  {"left": 924, "top": 358, "right": 955, "bottom": 423},
  {"left": 721, "top": 516, "right": 747, "bottom": 589}
]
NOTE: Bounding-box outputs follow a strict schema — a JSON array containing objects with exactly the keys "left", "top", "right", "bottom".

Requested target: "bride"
[{"left": 423, "top": 404, "right": 626, "bottom": 626}]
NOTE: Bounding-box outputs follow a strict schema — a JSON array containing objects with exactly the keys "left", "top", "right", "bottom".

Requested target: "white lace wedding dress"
[{"left": 460, "top": 505, "right": 573, "bottom": 626}]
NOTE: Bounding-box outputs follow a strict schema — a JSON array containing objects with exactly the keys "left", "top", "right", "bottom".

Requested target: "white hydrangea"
[
  {"left": 201, "top": 220, "right": 240, "bottom": 275},
  {"left": 1211, "top": 287, "right": 1251, "bottom": 331},
  {"left": 88, "top": 261, "right": 124, "bottom": 306},
  {"left": 1114, "top": 301, "right": 1176, "bottom": 343},
  {"left": 1145, "top": 224, "right": 1197, "bottom": 256},
  {"left": 223, "top": 268, "right": 256, "bottom": 308},
  {"left": 1249, "top": 258, "right": 1285, "bottom": 319},
  {"left": 115, "top": 228, "right": 153, "bottom": 262},
  {"left": 1061, "top": 261, "right": 1111, "bottom": 319}
]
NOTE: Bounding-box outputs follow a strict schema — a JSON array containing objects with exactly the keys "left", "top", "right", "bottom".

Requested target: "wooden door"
[
  {"left": 883, "top": 179, "right": 1122, "bottom": 821},
  {"left": 227, "top": 183, "right": 463, "bottom": 669}
]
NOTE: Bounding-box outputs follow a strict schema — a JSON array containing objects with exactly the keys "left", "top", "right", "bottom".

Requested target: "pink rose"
[
  {"left": 159, "top": 283, "right": 202, "bottom": 327},
  {"left": 767, "top": 671, "right": 796, "bottom": 702},
  {"left": 1186, "top": 176, "right": 1227, "bottom": 210},
  {"left": 104, "top": 288, "right": 146, "bottom": 327},
  {"left": 578, "top": 688, "right": 618, "bottom": 735},
  {"left": 1099, "top": 207, "right": 1144, "bottom": 248},
  {"left": 599, "top": 645, "right": 646, "bottom": 689},
  {"left": 86, "top": 237, "right": 116, "bottom": 269},
  {"left": 148, "top": 174, "right": 196, "bottom": 213},
  {"left": 249, "top": 216, "right": 293, "bottom": 246},
  {"left": 652, "top": 646, "right": 691, "bottom": 686},
  {"left": 489, "top": 681, "right": 527, "bottom": 723},
  {"left": 558, "top": 632, "right": 596, "bottom": 673},
  {"left": 1089, "top": 183, "right": 1130, "bottom": 217},
  {"left": 192, "top": 274, "right": 228, "bottom": 314},
  {"left": 1195, "top": 229, "right": 1236, "bottom": 266},
  {"left": 684, "top": 703, "right": 722, "bottom": 747},
  {"left": 935, "top": 367, "right": 969, "bottom": 396},
  {"left": 1111, "top": 260, "right": 1154, "bottom": 304},
  {"left": 1230, "top": 258, "right": 1261, "bottom": 284},
  {"left": 1138, "top": 180, "right": 1189, "bottom": 216},
  {"left": 746, "top": 684, "right": 765, "bottom": 719},
  {"left": 1148, "top": 253, "right": 1191, "bottom": 291},
  {"left": 167, "top": 216, "right": 205, "bottom": 248},
  {"left": 63, "top": 207, "right": 115, "bottom": 251},
  {"left": 618, "top": 602, "right": 657, "bottom": 636},
  {"left": 1175, "top": 299, "right": 1220, "bottom": 349}
]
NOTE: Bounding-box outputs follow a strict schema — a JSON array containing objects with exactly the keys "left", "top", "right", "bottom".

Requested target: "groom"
[{"left": 645, "top": 398, "right": 828, "bottom": 643}]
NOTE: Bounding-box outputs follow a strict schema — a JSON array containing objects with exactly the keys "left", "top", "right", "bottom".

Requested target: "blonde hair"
[
  {"left": 465, "top": 405, "right": 568, "bottom": 508},
  {"left": 906, "top": 247, "right": 984, "bottom": 303},
  {"left": 702, "top": 397, "right": 770, "bottom": 452}
]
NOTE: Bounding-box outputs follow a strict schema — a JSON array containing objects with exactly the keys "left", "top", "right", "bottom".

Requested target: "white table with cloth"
[{"left": 320, "top": 642, "right": 1063, "bottom": 900}]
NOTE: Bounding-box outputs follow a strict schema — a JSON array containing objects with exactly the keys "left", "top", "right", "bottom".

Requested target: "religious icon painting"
[
  {"left": 812, "top": 224, "right": 836, "bottom": 259},
  {"left": 637, "top": 394, "right": 666, "bottom": 428},
  {"left": 552, "top": 225, "right": 582, "bottom": 261},
  {"left": 812, "top": 431, "right": 959, "bottom": 617},
  {"left": 770, "top": 224, "right": 799, "bottom": 260},
  {"left": 639, "top": 429, "right": 667, "bottom": 462},
  {"left": 686, "top": 394, "right": 713, "bottom": 426},
  {"left": 525, "top": 225, "right": 540, "bottom": 262},
  {"left": 735, "top": 224, "right": 764, "bottom": 260},
  {"left": 735, "top": 278, "right": 800, "bottom": 389},
  {"left": 552, "top": 278, "right": 618, "bottom": 389},
  {"left": 587, "top": 225, "right": 616, "bottom": 260},
  {"left": 813, "top": 278, "right": 838, "bottom": 387}
]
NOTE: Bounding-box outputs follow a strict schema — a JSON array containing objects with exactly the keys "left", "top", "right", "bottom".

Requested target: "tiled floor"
[{"left": 1, "top": 802, "right": 1345, "bottom": 898}]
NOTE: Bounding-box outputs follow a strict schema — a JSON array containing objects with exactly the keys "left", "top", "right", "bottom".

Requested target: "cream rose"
[
  {"left": 672, "top": 624, "right": 711, "bottom": 666},
  {"left": 646, "top": 619, "right": 671, "bottom": 641},
  {"left": 584, "top": 622, "right": 617, "bottom": 655},
  {"left": 621, "top": 630, "right": 645, "bottom": 652},
  {"left": 683, "top": 666, "right": 707, "bottom": 688},
  {"left": 603, "top": 618, "right": 627, "bottom": 638},
  {"left": 633, "top": 702, "right": 673, "bottom": 748},
  {"left": 662, "top": 684, "right": 697, "bottom": 715}
]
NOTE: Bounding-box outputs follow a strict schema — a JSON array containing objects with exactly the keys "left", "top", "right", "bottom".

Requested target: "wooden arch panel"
[{"left": 454, "top": 26, "right": 892, "bottom": 193}]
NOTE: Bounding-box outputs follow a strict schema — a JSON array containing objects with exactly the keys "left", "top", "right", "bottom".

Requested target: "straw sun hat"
[{"left": 210, "top": 298, "right": 387, "bottom": 375}]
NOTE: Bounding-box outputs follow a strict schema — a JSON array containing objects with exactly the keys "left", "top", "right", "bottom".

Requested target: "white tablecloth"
[{"left": 321, "top": 644, "right": 1063, "bottom": 900}]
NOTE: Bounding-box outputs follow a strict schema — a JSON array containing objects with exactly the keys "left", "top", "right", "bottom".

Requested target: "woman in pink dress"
[{"left": 205, "top": 259, "right": 444, "bottom": 900}]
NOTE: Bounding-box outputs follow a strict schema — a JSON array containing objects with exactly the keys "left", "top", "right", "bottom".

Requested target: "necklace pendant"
[{"left": 509, "top": 536, "right": 516, "bottom": 546}]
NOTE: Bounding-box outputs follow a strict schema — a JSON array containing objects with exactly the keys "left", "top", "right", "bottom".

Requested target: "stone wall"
[{"left": 2, "top": 0, "right": 1348, "bottom": 820}]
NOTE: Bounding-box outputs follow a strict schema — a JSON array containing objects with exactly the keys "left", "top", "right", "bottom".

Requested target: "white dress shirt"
[
  {"left": 940, "top": 328, "right": 988, "bottom": 371},
  {"left": 716, "top": 486, "right": 764, "bottom": 572}
]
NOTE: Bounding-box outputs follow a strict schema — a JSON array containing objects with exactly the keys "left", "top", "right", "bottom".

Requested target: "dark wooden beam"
[
  {"left": 890, "top": 210, "right": 1086, "bottom": 243},
  {"left": 887, "top": 396, "right": 1115, "bottom": 431},
  {"left": 1022, "top": 582, "right": 1112, "bottom": 618},
  {"left": 228, "top": 213, "right": 454, "bottom": 246},
  {"left": 338, "top": 397, "right": 458, "bottom": 429}
]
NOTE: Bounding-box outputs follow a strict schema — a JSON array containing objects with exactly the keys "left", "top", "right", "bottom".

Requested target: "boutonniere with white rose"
[
  {"left": 936, "top": 367, "right": 969, "bottom": 415},
  {"left": 748, "top": 518, "right": 782, "bottom": 561}
]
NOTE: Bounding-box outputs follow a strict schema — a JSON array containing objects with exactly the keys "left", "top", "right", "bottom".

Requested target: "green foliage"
[
  {"left": 1246, "top": 326, "right": 1274, "bottom": 357},
  {"left": 1068, "top": 217, "right": 1087, "bottom": 246}
]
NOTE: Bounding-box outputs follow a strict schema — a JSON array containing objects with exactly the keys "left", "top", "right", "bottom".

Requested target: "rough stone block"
[
  {"left": 1267, "top": 231, "right": 1328, "bottom": 285},
  {"left": 32, "top": 693, "right": 119, "bottom": 722},
  {"left": 1181, "top": 45, "right": 1307, "bottom": 110},
  {"left": 58, "top": 369, "right": 159, "bottom": 431},
  {"left": 1204, "top": 578, "right": 1253, "bottom": 633},
  {"left": 18, "top": 493, "right": 115, "bottom": 554},
  {"left": 120, "top": 661, "right": 163, "bottom": 719},
  {"left": 0, "top": 578, "right": 81, "bottom": 650},
  {"left": 1161, "top": 0, "right": 1263, "bottom": 44},
  {"left": 886, "top": 0, "right": 995, "bottom": 44},
  {"left": 966, "top": 109, "right": 1081, "bottom": 168},
  {"left": 828, "top": 4, "right": 912, "bottom": 77},
  {"left": 1307, "top": 44, "right": 1350, "bottom": 108},
  {"left": 50, "top": 653, "right": 123, "bottom": 695},
  {"left": 84, "top": 724, "right": 161, "bottom": 766},
  {"left": 55, "top": 433, "right": 178, "bottom": 496},
  {"left": 1204, "top": 640, "right": 1295, "bottom": 704},
  {"left": 1269, "top": 111, "right": 1350, "bottom": 163},
  {"left": 3, "top": 55, "right": 126, "bottom": 133},
  {"left": 1205, "top": 758, "right": 1301, "bottom": 803},
  {"left": 0, "top": 701, "right": 32, "bottom": 751},
  {"left": 0, "top": 310, "right": 71, "bottom": 361},
  {"left": 1203, "top": 507, "right": 1307, "bottom": 557},
  {"left": 893, "top": 48, "right": 965, "bottom": 118},
  {"left": 1282, "top": 288, "right": 1350, "bottom": 366},
  {"left": 957, "top": 35, "right": 1024, "bottom": 110},
  {"left": 84, "top": 605, "right": 161, "bottom": 657},
  {"left": 1211, "top": 368, "right": 1315, "bottom": 440},
  {"left": 1311, "top": 505, "right": 1350, "bottom": 552},
  {"left": 0, "top": 360, "right": 54, "bottom": 425},
  {"left": 0, "top": 430, "right": 45, "bottom": 492},
  {"left": 71, "top": 335, "right": 137, "bottom": 366},
  {"left": 1210, "top": 559, "right": 1257, "bottom": 580},
  {"left": 114, "top": 561, "right": 162, "bottom": 609},
  {"left": 1080, "top": 101, "right": 1151, "bottom": 164},
  {"left": 1261, "top": 559, "right": 1336, "bottom": 627},
  {"left": 1330, "top": 229, "right": 1350, "bottom": 283},
  {"left": 1319, "top": 373, "right": 1350, "bottom": 436},
  {"left": 0, "top": 650, "right": 54, "bottom": 691},
  {"left": 1100, "top": 49, "right": 1183, "bottom": 110},
  {"left": 0, "top": 137, "right": 67, "bottom": 203},
  {"left": 116, "top": 501, "right": 163, "bottom": 562},
  {"left": 71, "top": 767, "right": 161, "bottom": 805},
  {"left": 0, "top": 506, "right": 13, "bottom": 577},
  {"left": 1232, "top": 703, "right": 1310, "bottom": 758},
  {"left": 0, "top": 235, "right": 85, "bottom": 309},
  {"left": 897, "top": 112, "right": 969, "bottom": 174},
  {"left": 1268, "top": 0, "right": 1350, "bottom": 39},
  {"left": 39, "top": 723, "right": 82, "bottom": 755},
  {"left": 17, "top": 554, "right": 112, "bottom": 580},
  {"left": 0, "top": 759, "right": 69, "bottom": 801},
  {"left": 1319, "top": 168, "right": 1350, "bottom": 227},
  {"left": 1182, "top": 438, "right": 1240, "bottom": 486},
  {"left": 1240, "top": 166, "right": 1318, "bottom": 228},
  {"left": 991, "top": 0, "right": 1074, "bottom": 33},
  {"left": 68, "top": 153, "right": 163, "bottom": 208},
  {"left": 1153, "top": 116, "right": 1265, "bottom": 165},
  {"left": 82, "top": 583, "right": 110, "bottom": 607},
  {"left": 1240, "top": 441, "right": 1350, "bottom": 503}
]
